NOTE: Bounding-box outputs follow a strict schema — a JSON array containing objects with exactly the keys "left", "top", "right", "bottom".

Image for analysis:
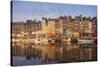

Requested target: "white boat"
[
  {"left": 33, "top": 38, "right": 49, "bottom": 45},
  {"left": 41, "top": 38, "right": 48, "bottom": 44},
  {"left": 62, "top": 38, "right": 71, "bottom": 42},
  {"left": 78, "top": 38, "right": 94, "bottom": 43}
]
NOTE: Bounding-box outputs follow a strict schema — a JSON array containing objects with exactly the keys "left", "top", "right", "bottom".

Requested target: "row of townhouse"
[{"left": 11, "top": 15, "right": 97, "bottom": 41}]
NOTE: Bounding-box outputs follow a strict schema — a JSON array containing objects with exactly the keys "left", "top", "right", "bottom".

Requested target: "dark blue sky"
[{"left": 12, "top": 1, "right": 97, "bottom": 22}]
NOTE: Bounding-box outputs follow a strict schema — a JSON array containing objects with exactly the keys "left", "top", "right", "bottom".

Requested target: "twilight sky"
[{"left": 12, "top": 1, "right": 97, "bottom": 22}]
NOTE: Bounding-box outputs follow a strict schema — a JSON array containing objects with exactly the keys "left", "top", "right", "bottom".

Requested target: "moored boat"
[{"left": 78, "top": 37, "right": 94, "bottom": 43}]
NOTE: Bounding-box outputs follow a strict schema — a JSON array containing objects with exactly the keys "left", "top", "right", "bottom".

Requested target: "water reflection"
[{"left": 12, "top": 42, "right": 97, "bottom": 66}]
